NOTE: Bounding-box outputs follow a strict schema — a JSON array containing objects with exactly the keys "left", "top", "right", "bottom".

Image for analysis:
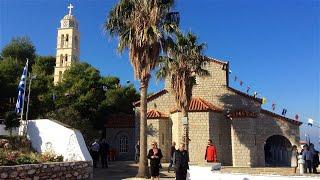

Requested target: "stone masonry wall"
[
  {"left": 209, "top": 112, "right": 232, "bottom": 165},
  {"left": 105, "top": 128, "right": 135, "bottom": 160},
  {"left": 147, "top": 119, "right": 171, "bottom": 162},
  {"left": 188, "top": 112, "right": 210, "bottom": 162},
  {"left": 0, "top": 161, "right": 92, "bottom": 180},
  {"left": 231, "top": 113, "right": 300, "bottom": 167}
]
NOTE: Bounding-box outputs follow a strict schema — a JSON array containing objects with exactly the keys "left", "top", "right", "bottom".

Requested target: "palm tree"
[
  {"left": 104, "top": 0, "right": 179, "bottom": 177},
  {"left": 157, "top": 31, "right": 210, "bottom": 150}
]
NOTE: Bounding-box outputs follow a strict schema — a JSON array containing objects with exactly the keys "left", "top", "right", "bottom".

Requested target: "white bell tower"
[{"left": 54, "top": 4, "right": 80, "bottom": 85}]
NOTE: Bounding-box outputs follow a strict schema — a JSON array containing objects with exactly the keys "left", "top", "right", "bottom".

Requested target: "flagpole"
[{"left": 20, "top": 58, "right": 28, "bottom": 123}]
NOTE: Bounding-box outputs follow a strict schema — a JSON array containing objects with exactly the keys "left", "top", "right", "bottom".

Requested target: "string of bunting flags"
[{"left": 228, "top": 69, "right": 319, "bottom": 128}]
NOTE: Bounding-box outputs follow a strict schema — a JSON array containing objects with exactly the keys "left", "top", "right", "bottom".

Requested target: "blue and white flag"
[
  {"left": 308, "top": 118, "right": 314, "bottom": 126},
  {"left": 15, "top": 60, "right": 28, "bottom": 114}
]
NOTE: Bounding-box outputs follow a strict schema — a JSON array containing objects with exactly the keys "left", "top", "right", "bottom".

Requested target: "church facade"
[{"left": 134, "top": 58, "right": 301, "bottom": 167}]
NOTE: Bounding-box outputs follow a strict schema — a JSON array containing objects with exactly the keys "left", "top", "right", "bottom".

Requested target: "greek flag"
[
  {"left": 15, "top": 60, "right": 28, "bottom": 114},
  {"left": 308, "top": 118, "right": 314, "bottom": 126}
]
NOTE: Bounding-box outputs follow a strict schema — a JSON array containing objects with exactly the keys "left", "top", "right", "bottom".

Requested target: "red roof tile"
[
  {"left": 147, "top": 109, "right": 169, "bottom": 119},
  {"left": 260, "top": 109, "right": 302, "bottom": 126},
  {"left": 134, "top": 90, "right": 168, "bottom": 107},
  {"left": 105, "top": 114, "right": 135, "bottom": 128},
  {"left": 229, "top": 109, "right": 258, "bottom": 118},
  {"left": 171, "top": 97, "right": 223, "bottom": 113}
]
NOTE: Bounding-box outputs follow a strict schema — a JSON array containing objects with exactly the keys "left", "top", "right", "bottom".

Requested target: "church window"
[
  {"left": 161, "top": 133, "right": 164, "bottom": 145},
  {"left": 74, "top": 36, "right": 78, "bottom": 49},
  {"left": 64, "top": 54, "right": 68, "bottom": 65},
  {"left": 60, "top": 54, "right": 63, "bottom": 66},
  {"left": 119, "top": 136, "right": 128, "bottom": 153},
  {"left": 58, "top": 71, "right": 62, "bottom": 82},
  {"left": 61, "top": 34, "right": 65, "bottom": 48},
  {"left": 66, "top": 34, "right": 69, "bottom": 42}
]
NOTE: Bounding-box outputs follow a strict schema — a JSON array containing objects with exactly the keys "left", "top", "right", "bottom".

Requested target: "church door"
[{"left": 264, "top": 135, "right": 292, "bottom": 167}]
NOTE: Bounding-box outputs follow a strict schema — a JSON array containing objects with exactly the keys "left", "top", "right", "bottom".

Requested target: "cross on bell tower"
[
  {"left": 53, "top": 4, "right": 80, "bottom": 85},
  {"left": 68, "top": 4, "right": 73, "bottom": 15}
]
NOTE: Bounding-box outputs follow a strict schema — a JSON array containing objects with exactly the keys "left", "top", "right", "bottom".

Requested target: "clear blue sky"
[{"left": 0, "top": 0, "right": 319, "bottom": 146}]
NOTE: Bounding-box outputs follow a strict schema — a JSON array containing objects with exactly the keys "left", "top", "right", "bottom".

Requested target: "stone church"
[{"left": 134, "top": 58, "right": 301, "bottom": 167}]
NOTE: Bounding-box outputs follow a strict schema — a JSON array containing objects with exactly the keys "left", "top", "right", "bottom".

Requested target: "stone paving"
[
  {"left": 93, "top": 161, "right": 174, "bottom": 180},
  {"left": 93, "top": 161, "right": 320, "bottom": 180}
]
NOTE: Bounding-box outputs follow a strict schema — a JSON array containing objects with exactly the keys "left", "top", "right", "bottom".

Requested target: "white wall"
[
  {"left": 187, "top": 166, "right": 319, "bottom": 180},
  {"left": 27, "top": 119, "right": 92, "bottom": 162}
]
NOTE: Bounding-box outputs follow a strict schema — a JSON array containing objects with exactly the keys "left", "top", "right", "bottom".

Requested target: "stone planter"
[{"left": 0, "top": 161, "right": 92, "bottom": 180}]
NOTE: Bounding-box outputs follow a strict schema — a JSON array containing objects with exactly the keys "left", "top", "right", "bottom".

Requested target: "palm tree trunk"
[
  {"left": 181, "top": 107, "right": 189, "bottom": 151},
  {"left": 136, "top": 79, "right": 150, "bottom": 178}
]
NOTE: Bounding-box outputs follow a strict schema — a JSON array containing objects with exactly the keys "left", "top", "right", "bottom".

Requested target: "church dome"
[{"left": 59, "top": 4, "right": 78, "bottom": 29}]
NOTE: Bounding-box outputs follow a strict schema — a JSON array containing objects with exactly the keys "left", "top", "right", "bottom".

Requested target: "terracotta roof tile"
[
  {"left": 171, "top": 97, "right": 223, "bottom": 113},
  {"left": 147, "top": 109, "right": 169, "bottom": 119},
  {"left": 260, "top": 109, "right": 302, "bottom": 126},
  {"left": 105, "top": 114, "right": 135, "bottom": 128},
  {"left": 229, "top": 109, "right": 258, "bottom": 118}
]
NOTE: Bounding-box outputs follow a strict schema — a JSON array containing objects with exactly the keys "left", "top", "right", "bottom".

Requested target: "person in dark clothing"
[
  {"left": 135, "top": 141, "right": 140, "bottom": 163},
  {"left": 310, "top": 143, "right": 319, "bottom": 174},
  {"left": 168, "top": 141, "right": 176, "bottom": 173},
  {"left": 147, "top": 142, "right": 163, "bottom": 180},
  {"left": 174, "top": 143, "right": 189, "bottom": 180},
  {"left": 99, "top": 139, "right": 110, "bottom": 168},
  {"left": 91, "top": 139, "right": 100, "bottom": 168}
]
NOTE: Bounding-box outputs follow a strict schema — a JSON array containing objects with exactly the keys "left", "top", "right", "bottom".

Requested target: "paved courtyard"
[
  {"left": 93, "top": 161, "right": 320, "bottom": 180},
  {"left": 93, "top": 161, "right": 174, "bottom": 180}
]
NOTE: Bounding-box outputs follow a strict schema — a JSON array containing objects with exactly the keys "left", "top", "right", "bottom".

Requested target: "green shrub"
[{"left": 16, "top": 155, "right": 38, "bottom": 164}]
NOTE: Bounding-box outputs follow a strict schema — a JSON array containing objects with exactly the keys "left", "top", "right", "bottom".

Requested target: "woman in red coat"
[{"left": 205, "top": 139, "right": 217, "bottom": 162}]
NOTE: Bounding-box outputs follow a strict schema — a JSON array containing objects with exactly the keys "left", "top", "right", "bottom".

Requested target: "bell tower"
[{"left": 54, "top": 4, "right": 80, "bottom": 85}]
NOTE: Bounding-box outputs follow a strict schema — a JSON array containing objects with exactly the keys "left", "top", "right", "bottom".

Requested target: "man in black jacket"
[{"left": 173, "top": 143, "right": 189, "bottom": 180}]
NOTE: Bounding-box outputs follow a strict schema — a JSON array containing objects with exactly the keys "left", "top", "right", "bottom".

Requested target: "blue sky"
[{"left": 0, "top": 0, "right": 319, "bottom": 146}]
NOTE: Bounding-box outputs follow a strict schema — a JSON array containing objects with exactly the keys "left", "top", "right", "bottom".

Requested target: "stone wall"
[
  {"left": 0, "top": 161, "right": 92, "bottom": 180},
  {"left": 105, "top": 128, "right": 135, "bottom": 160},
  {"left": 147, "top": 119, "right": 171, "bottom": 162},
  {"left": 230, "top": 113, "right": 300, "bottom": 167},
  {"left": 209, "top": 112, "right": 232, "bottom": 165},
  {"left": 188, "top": 112, "right": 210, "bottom": 162}
]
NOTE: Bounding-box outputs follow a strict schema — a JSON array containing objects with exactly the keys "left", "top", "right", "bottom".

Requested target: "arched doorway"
[{"left": 264, "top": 135, "right": 292, "bottom": 167}]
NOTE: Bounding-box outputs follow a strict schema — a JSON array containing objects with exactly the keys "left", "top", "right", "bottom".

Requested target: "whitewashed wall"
[{"left": 27, "top": 119, "right": 92, "bottom": 162}]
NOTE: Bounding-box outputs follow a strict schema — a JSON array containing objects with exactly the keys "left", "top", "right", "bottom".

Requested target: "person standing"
[
  {"left": 147, "top": 142, "right": 163, "bottom": 180},
  {"left": 135, "top": 140, "right": 140, "bottom": 163},
  {"left": 302, "top": 144, "right": 313, "bottom": 173},
  {"left": 99, "top": 139, "right": 110, "bottom": 168},
  {"left": 174, "top": 143, "right": 189, "bottom": 180},
  {"left": 310, "top": 143, "right": 319, "bottom": 174},
  {"left": 205, "top": 139, "right": 217, "bottom": 162},
  {"left": 91, "top": 139, "right": 100, "bottom": 168},
  {"left": 291, "top": 145, "right": 298, "bottom": 173},
  {"left": 168, "top": 141, "right": 176, "bottom": 173}
]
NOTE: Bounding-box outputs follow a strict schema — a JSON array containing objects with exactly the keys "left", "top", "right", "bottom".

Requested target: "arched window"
[
  {"left": 60, "top": 54, "right": 63, "bottom": 66},
  {"left": 66, "top": 34, "right": 69, "bottom": 46},
  {"left": 119, "top": 136, "right": 128, "bottom": 153},
  {"left": 61, "top": 34, "right": 65, "bottom": 48},
  {"left": 74, "top": 36, "right": 78, "bottom": 49},
  {"left": 65, "top": 54, "right": 68, "bottom": 65},
  {"left": 58, "top": 71, "right": 62, "bottom": 82}
]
